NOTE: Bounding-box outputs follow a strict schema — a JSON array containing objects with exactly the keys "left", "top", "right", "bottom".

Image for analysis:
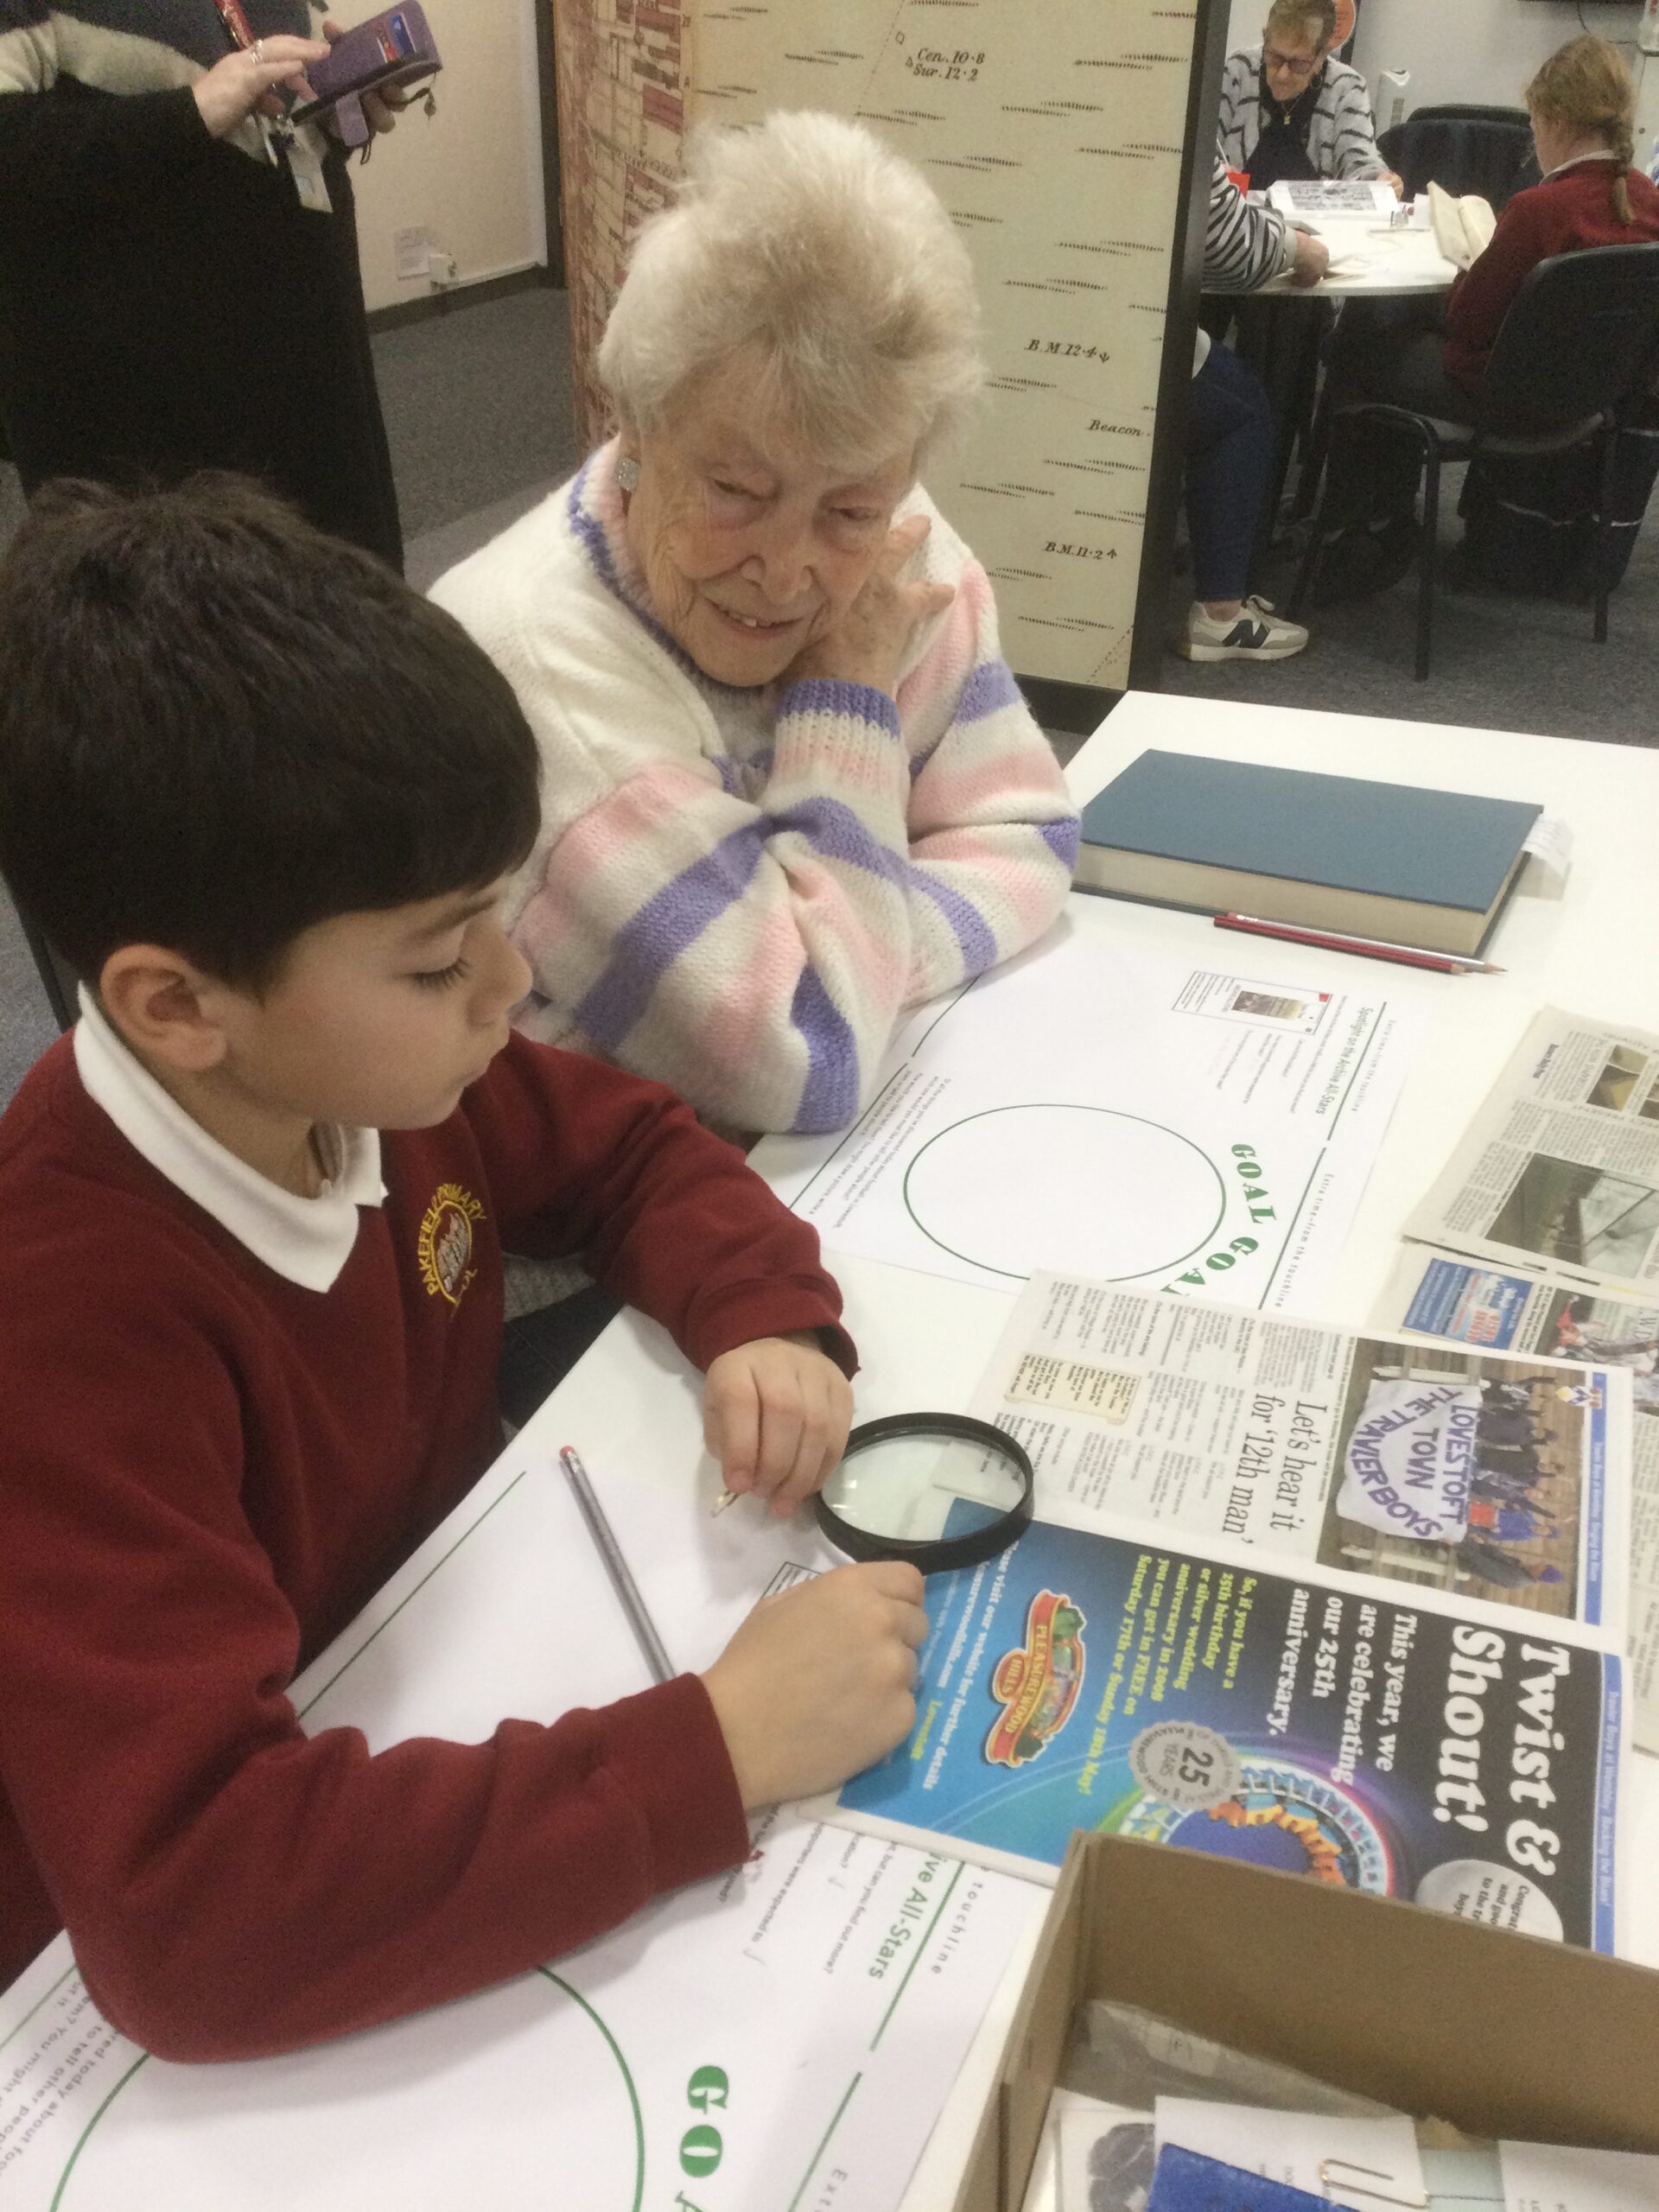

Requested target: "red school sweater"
[
  {"left": 1445, "top": 160, "right": 1659, "bottom": 389},
  {"left": 0, "top": 1029, "right": 853, "bottom": 2058}
]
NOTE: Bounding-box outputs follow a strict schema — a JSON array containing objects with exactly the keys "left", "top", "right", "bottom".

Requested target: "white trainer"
[{"left": 1176, "top": 595, "right": 1309, "bottom": 663}]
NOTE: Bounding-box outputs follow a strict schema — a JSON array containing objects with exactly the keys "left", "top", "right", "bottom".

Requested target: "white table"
[
  {"left": 9, "top": 690, "right": 1656, "bottom": 2209},
  {"left": 836, "top": 690, "right": 1659, "bottom": 2202},
  {"left": 1262, "top": 213, "right": 1457, "bottom": 297},
  {"left": 507, "top": 690, "right": 1659, "bottom": 2208}
]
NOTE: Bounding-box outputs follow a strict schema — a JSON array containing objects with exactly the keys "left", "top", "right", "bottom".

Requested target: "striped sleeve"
[
  {"left": 1204, "top": 150, "right": 1297, "bottom": 290},
  {"left": 894, "top": 556, "right": 1077, "bottom": 1016},
  {"left": 1318, "top": 64, "right": 1387, "bottom": 180},
  {"left": 1216, "top": 50, "right": 1257, "bottom": 174},
  {"left": 0, "top": 11, "right": 213, "bottom": 216},
  {"left": 507, "top": 585, "right": 1075, "bottom": 1138}
]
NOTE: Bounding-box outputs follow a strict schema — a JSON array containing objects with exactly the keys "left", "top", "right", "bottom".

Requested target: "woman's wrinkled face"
[
  {"left": 1262, "top": 20, "right": 1323, "bottom": 105},
  {"left": 620, "top": 357, "right": 916, "bottom": 687}
]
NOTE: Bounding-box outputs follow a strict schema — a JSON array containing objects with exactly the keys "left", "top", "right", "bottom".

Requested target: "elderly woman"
[
  {"left": 432, "top": 111, "right": 1077, "bottom": 1140},
  {"left": 1217, "top": 0, "right": 1401, "bottom": 195}
]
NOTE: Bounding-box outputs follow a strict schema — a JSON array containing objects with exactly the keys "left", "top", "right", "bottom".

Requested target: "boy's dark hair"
[{"left": 0, "top": 475, "right": 543, "bottom": 987}]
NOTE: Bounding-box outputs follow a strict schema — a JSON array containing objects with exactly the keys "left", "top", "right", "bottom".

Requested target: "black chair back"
[
  {"left": 1377, "top": 114, "right": 1535, "bottom": 207},
  {"left": 1478, "top": 244, "right": 1659, "bottom": 432},
  {"left": 1411, "top": 104, "right": 1529, "bottom": 128}
]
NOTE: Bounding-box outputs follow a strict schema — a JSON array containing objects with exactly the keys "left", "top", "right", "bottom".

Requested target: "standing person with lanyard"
[
  {"left": 0, "top": 3, "right": 405, "bottom": 569},
  {"left": 1218, "top": 0, "right": 1402, "bottom": 195}
]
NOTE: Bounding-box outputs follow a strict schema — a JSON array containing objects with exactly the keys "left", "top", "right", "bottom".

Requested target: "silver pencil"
[{"left": 557, "top": 1445, "right": 674, "bottom": 1685}]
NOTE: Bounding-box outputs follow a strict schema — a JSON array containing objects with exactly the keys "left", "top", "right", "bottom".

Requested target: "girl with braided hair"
[
  {"left": 1312, "top": 34, "right": 1659, "bottom": 601},
  {"left": 1443, "top": 35, "right": 1658, "bottom": 388}
]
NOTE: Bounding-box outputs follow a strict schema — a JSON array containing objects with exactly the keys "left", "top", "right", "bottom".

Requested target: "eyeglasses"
[{"left": 1263, "top": 42, "right": 1321, "bottom": 78}]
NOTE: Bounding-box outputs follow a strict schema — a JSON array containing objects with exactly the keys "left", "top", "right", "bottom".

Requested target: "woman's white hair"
[{"left": 597, "top": 110, "right": 983, "bottom": 474}]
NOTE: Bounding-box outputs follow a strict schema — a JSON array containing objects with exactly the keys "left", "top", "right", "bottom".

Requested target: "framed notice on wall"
[{"left": 550, "top": 0, "right": 1220, "bottom": 693}]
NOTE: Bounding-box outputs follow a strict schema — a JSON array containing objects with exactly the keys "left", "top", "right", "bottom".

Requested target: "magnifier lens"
[{"left": 819, "top": 1423, "right": 1030, "bottom": 1560}]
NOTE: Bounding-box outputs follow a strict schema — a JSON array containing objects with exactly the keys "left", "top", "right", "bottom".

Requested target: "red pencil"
[{"left": 1214, "top": 913, "right": 1503, "bottom": 975}]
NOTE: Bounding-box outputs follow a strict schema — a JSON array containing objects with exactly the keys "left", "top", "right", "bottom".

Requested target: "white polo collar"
[
  {"left": 1544, "top": 151, "right": 1618, "bottom": 180},
  {"left": 73, "top": 988, "right": 385, "bottom": 1294}
]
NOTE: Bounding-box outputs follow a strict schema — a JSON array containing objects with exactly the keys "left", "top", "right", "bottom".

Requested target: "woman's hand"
[
  {"left": 1289, "top": 230, "right": 1331, "bottom": 288},
  {"left": 702, "top": 1332, "right": 854, "bottom": 1519},
  {"left": 193, "top": 37, "right": 328, "bottom": 139},
  {"left": 785, "top": 512, "right": 956, "bottom": 700},
  {"left": 1382, "top": 168, "right": 1407, "bottom": 200},
  {"left": 321, "top": 17, "right": 411, "bottom": 137}
]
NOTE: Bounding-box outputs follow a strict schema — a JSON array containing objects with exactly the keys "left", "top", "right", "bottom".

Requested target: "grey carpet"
[
  {"left": 0, "top": 895, "right": 63, "bottom": 1105},
  {"left": 374, "top": 286, "right": 581, "bottom": 543},
  {"left": 405, "top": 475, "right": 560, "bottom": 594},
  {"left": 1161, "top": 461, "right": 1659, "bottom": 748}
]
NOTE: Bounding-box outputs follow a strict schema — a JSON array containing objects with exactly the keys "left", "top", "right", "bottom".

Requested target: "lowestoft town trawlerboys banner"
[
  {"left": 836, "top": 1513, "right": 1624, "bottom": 1952},
  {"left": 1336, "top": 1376, "right": 1480, "bottom": 1541}
]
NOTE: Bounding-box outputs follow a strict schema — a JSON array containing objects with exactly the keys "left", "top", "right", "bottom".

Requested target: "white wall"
[
  {"left": 1227, "top": 0, "right": 1267, "bottom": 54},
  {"left": 1351, "top": 0, "right": 1640, "bottom": 119},
  {"left": 348, "top": 0, "right": 546, "bottom": 314}
]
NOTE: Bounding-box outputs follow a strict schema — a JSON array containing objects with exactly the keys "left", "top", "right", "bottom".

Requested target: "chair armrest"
[{"left": 1329, "top": 401, "right": 1466, "bottom": 454}]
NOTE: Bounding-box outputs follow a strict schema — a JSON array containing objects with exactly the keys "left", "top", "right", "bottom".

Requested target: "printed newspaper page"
[
  {"left": 1404, "top": 1007, "right": 1659, "bottom": 1294},
  {"left": 822, "top": 1271, "right": 1632, "bottom": 1948},
  {"left": 1375, "top": 1243, "right": 1659, "bottom": 1758},
  {"left": 965, "top": 1275, "right": 1628, "bottom": 1638},
  {"left": 833, "top": 1509, "right": 1624, "bottom": 1951}
]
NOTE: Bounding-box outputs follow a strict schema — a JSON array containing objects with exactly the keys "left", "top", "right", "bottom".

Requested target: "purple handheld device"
[{"left": 290, "top": 6, "right": 441, "bottom": 149}]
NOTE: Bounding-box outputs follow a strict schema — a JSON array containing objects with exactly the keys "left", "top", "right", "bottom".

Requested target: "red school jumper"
[
  {"left": 1445, "top": 158, "right": 1659, "bottom": 388},
  {"left": 0, "top": 1025, "right": 853, "bottom": 2058}
]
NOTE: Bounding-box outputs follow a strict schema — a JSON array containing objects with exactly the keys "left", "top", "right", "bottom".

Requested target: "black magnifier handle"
[{"left": 813, "top": 1412, "right": 1034, "bottom": 1574}]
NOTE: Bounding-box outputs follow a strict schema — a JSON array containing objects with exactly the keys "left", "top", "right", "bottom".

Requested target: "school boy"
[{"left": 0, "top": 478, "right": 926, "bottom": 2058}]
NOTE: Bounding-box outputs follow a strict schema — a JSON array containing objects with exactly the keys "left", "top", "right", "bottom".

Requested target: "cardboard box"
[{"left": 954, "top": 1833, "right": 1659, "bottom": 2212}]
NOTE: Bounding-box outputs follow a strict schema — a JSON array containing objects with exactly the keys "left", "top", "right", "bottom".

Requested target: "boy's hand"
[
  {"left": 703, "top": 1333, "right": 853, "bottom": 1517},
  {"left": 702, "top": 1561, "right": 926, "bottom": 1807}
]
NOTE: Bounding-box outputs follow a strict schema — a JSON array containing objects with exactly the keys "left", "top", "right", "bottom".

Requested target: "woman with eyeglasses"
[{"left": 1218, "top": 0, "right": 1403, "bottom": 197}]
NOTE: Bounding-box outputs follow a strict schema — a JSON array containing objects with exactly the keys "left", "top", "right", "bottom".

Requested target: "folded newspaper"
[
  {"left": 821, "top": 1272, "right": 1629, "bottom": 1954},
  {"left": 1375, "top": 1005, "right": 1659, "bottom": 1757}
]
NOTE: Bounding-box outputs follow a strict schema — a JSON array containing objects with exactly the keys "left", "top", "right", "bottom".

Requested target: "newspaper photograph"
[
  {"left": 965, "top": 1275, "right": 1629, "bottom": 1637},
  {"left": 1404, "top": 1007, "right": 1659, "bottom": 1294},
  {"left": 1376, "top": 1243, "right": 1659, "bottom": 1758}
]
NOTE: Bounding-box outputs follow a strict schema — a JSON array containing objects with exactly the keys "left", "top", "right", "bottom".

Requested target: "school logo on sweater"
[{"left": 416, "top": 1183, "right": 484, "bottom": 1306}]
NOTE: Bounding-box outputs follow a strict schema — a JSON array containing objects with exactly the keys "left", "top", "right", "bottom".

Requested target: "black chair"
[
  {"left": 1377, "top": 112, "right": 1535, "bottom": 208},
  {"left": 1411, "top": 105, "right": 1529, "bottom": 127},
  {"left": 1289, "top": 244, "right": 1659, "bottom": 680}
]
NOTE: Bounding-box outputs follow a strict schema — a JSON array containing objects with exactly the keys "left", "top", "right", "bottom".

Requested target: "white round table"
[{"left": 1262, "top": 213, "right": 1458, "bottom": 296}]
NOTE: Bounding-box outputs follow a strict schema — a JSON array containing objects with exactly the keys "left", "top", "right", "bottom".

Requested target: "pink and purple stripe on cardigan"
[{"left": 513, "top": 458, "right": 1079, "bottom": 1135}]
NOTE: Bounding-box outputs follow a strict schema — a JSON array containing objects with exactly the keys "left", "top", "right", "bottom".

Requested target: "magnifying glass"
[{"left": 815, "top": 1413, "right": 1034, "bottom": 1573}]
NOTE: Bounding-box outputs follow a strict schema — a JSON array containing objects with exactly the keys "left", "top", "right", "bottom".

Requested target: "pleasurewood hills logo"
[{"left": 985, "top": 1590, "right": 1087, "bottom": 1768}]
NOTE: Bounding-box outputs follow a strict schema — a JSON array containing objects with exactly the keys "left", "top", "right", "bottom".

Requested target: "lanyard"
[
  {"left": 213, "top": 0, "right": 257, "bottom": 51},
  {"left": 210, "top": 0, "right": 306, "bottom": 170}
]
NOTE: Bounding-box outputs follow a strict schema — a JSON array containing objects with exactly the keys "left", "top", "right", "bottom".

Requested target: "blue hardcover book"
[
  {"left": 1075, "top": 750, "right": 1541, "bottom": 956},
  {"left": 1144, "top": 2145, "right": 1333, "bottom": 2212}
]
